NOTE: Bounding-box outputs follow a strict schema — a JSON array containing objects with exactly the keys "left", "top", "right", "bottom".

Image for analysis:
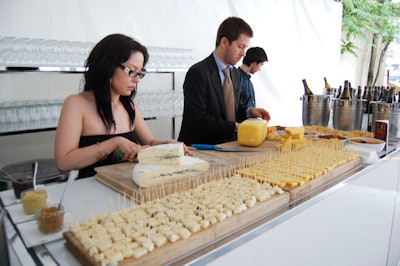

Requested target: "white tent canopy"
[{"left": 0, "top": 0, "right": 343, "bottom": 127}]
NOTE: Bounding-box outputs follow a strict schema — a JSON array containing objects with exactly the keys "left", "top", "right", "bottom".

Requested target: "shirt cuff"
[{"left": 246, "top": 107, "right": 253, "bottom": 118}]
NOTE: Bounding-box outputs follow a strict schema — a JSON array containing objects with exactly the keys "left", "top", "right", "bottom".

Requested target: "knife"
[{"left": 191, "top": 144, "right": 261, "bottom": 152}]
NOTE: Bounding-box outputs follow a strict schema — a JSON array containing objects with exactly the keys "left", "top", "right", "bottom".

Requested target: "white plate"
[
  {"left": 17, "top": 212, "right": 73, "bottom": 248},
  {"left": 6, "top": 203, "right": 35, "bottom": 224},
  {"left": 0, "top": 189, "right": 21, "bottom": 207},
  {"left": 275, "top": 129, "right": 317, "bottom": 138},
  {"left": 6, "top": 195, "right": 56, "bottom": 224},
  {"left": 349, "top": 137, "right": 386, "bottom": 152},
  {"left": 304, "top": 130, "right": 318, "bottom": 138},
  {"left": 275, "top": 130, "right": 286, "bottom": 135},
  {"left": 317, "top": 134, "right": 349, "bottom": 145}
]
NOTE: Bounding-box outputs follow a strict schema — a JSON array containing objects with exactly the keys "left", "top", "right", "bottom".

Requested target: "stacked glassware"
[
  {"left": 0, "top": 36, "right": 194, "bottom": 71},
  {"left": 0, "top": 36, "right": 194, "bottom": 133},
  {"left": 0, "top": 99, "right": 63, "bottom": 133}
]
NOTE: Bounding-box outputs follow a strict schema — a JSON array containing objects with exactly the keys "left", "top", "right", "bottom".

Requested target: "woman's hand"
[
  {"left": 117, "top": 137, "right": 149, "bottom": 162},
  {"left": 164, "top": 139, "right": 194, "bottom": 156}
]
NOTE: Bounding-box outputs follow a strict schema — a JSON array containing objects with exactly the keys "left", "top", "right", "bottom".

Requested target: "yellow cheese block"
[
  {"left": 237, "top": 118, "right": 268, "bottom": 147},
  {"left": 284, "top": 126, "right": 304, "bottom": 136}
]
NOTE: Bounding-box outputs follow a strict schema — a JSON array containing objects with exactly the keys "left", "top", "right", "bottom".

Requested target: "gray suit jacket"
[{"left": 178, "top": 54, "right": 247, "bottom": 145}]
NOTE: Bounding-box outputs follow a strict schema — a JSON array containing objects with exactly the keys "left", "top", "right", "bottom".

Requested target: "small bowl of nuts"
[{"left": 36, "top": 205, "right": 65, "bottom": 234}]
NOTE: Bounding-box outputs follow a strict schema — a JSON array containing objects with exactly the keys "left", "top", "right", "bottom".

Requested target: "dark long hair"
[{"left": 84, "top": 34, "right": 149, "bottom": 132}]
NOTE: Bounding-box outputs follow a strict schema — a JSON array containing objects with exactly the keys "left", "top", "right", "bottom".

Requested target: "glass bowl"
[
  {"left": 11, "top": 177, "right": 33, "bottom": 199},
  {"left": 36, "top": 205, "right": 65, "bottom": 234},
  {"left": 21, "top": 188, "right": 47, "bottom": 214}
]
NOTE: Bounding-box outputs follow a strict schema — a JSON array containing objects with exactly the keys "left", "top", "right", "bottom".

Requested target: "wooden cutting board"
[
  {"left": 217, "top": 140, "right": 363, "bottom": 202},
  {"left": 187, "top": 140, "right": 279, "bottom": 168},
  {"left": 95, "top": 140, "right": 362, "bottom": 204},
  {"left": 94, "top": 151, "right": 229, "bottom": 203},
  {"left": 64, "top": 192, "right": 290, "bottom": 266},
  {"left": 284, "top": 157, "right": 361, "bottom": 203}
]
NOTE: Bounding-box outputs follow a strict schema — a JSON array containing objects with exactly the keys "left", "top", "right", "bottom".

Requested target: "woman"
[{"left": 55, "top": 34, "right": 190, "bottom": 178}]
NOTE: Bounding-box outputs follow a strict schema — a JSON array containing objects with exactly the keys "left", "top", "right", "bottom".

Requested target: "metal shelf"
[{"left": 0, "top": 36, "right": 191, "bottom": 135}]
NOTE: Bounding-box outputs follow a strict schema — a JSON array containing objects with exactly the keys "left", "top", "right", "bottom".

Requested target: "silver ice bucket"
[
  {"left": 332, "top": 98, "right": 364, "bottom": 131},
  {"left": 371, "top": 102, "right": 400, "bottom": 142},
  {"left": 301, "top": 95, "right": 331, "bottom": 126}
]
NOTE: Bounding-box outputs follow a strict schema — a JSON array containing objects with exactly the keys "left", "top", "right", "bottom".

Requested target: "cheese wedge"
[
  {"left": 132, "top": 156, "right": 209, "bottom": 187},
  {"left": 138, "top": 143, "right": 184, "bottom": 165}
]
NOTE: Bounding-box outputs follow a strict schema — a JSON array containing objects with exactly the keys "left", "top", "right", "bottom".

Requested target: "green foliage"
[{"left": 341, "top": 0, "right": 400, "bottom": 56}]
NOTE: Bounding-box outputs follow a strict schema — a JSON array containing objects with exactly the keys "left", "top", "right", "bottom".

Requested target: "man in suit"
[{"left": 178, "top": 17, "right": 271, "bottom": 145}]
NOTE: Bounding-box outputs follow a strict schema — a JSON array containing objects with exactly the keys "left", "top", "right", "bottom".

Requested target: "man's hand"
[{"left": 250, "top": 108, "right": 271, "bottom": 121}]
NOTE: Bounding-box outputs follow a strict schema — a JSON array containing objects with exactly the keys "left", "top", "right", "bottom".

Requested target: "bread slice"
[
  {"left": 132, "top": 156, "right": 209, "bottom": 187},
  {"left": 138, "top": 143, "right": 184, "bottom": 166}
]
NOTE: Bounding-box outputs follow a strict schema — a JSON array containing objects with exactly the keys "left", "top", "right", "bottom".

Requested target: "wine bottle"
[
  {"left": 367, "top": 101, "right": 373, "bottom": 132},
  {"left": 364, "top": 86, "right": 372, "bottom": 114},
  {"left": 302, "top": 79, "right": 313, "bottom": 95},
  {"left": 339, "top": 80, "right": 352, "bottom": 99},
  {"left": 349, "top": 82, "right": 355, "bottom": 98},
  {"left": 372, "top": 87, "right": 380, "bottom": 101},
  {"left": 336, "top": 86, "right": 342, "bottom": 98},
  {"left": 387, "top": 87, "right": 395, "bottom": 103},
  {"left": 324, "top": 77, "right": 331, "bottom": 88},
  {"left": 381, "top": 87, "right": 388, "bottom": 102},
  {"left": 323, "top": 77, "right": 333, "bottom": 95},
  {"left": 355, "top": 85, "right": 362, "bottom": 99},
  {"left": 367, "top": 85, "right": 374, "bottom": 131},
  {"left": 362, "top": 86, "right": 367, "bottom": 100}
]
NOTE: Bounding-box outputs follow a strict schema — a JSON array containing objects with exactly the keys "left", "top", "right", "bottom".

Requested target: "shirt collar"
[
  {"left": 239, "top": 67, "right": 251, "bottom": 79},
  {"left": 213, "top": 52, "right": 232, "bottom": 71}
]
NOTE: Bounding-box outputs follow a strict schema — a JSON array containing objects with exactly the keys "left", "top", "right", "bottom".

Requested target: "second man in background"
[{"left": 239, "top": 47, "right": 268, "bottom": 109}]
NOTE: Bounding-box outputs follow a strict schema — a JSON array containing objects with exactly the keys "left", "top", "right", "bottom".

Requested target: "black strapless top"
[{"left": 78, "top": 131, "right": 140, "bottom": 179}]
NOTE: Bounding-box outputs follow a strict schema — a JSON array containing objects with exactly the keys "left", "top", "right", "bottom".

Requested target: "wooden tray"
[
  {"left": 283, "top": 157, "right": 361, "bottom": 201},
  {"left": 64, "top": 192, "right": 290, "bottom": 266},
  {"left": 94, "top": 151, "right": 230, "bottom": 203},
  {"left": 217, "top": 140, "right": 363, "bottom": 202},
  {"left": 204, "top": 140, "right": 279, "bottom": 165}
]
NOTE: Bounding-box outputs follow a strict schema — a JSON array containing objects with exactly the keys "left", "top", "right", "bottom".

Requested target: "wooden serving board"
[
  {"left": 94, "top": 151, "right": 229, "bottom": 203},
  {"left": 191, "top": 140, "right": 278, "bottom": 167},
  {"left": 218, "top": 140, "right": 363, "bottom": 203},
  {"left": 283, "top": 157, "right": 361, "bottom": 202},
  {"left": 64, "top": 192, "right": 290, "bottom": 266}
]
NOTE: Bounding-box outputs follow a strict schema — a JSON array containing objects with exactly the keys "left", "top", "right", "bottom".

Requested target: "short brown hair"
[{"left": 215, "top": 17, "right": 253, "bottom": 47}]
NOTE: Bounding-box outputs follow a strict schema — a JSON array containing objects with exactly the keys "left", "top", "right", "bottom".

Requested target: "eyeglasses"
[{"left": 119, "top": 64, "right": 146, "bottom": 79}]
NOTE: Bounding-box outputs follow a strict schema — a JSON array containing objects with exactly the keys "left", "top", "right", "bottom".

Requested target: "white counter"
[
  {"left": 2, "top": 151, "right": 399, "bottom": 266},
  {"left": 191, "top": 155, "right": 400, "bottom": 266}
]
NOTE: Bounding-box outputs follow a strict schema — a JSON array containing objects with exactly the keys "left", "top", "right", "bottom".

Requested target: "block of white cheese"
[
  {"left": 132, "top": 156, "right": 209, "bottom": 187},
  {"left": 138, "top": 143, "right": 184, "bottom": 166}
]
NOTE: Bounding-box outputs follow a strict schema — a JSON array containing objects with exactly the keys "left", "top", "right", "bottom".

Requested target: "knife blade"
[{"left": 191, "top": 144, "right": 261, "bottom": 152}]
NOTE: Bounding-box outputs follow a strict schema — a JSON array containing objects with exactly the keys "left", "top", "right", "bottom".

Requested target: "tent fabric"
[{"left": 0, "top": 0, "right": 342, "bottom": 126}]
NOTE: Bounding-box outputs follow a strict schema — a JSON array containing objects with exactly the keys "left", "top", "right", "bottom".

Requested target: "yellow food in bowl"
[{"left": 21, "top": 188, "right": 47, "bottom": 214}]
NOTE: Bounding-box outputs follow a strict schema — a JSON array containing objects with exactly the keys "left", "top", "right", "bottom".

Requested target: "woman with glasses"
[{"left": 55, "top": 34, "right": 189, "bottom": 179}]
